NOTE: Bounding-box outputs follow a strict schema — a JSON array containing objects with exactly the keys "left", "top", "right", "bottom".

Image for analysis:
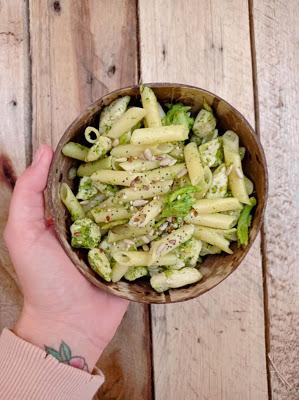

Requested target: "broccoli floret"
[
  {"left": 70, "top": 218, "right": 101, "bottom": 249},
  {"left": 163, "top": 103, "right": 194, "bottom": 131}
]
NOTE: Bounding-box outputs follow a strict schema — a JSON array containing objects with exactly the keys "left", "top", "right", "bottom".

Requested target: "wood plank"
[
  {"left": 252, "top": 1, "right": 299, "bottom": 398},
  {"left": 29, "top": 1, "right": 152, "bottom": 399},
  {"left": 0, "top": 0, "right": 30, "bottom": 329},
  {"left": 139, "top": 1, "right": 268, "bottom": 399}
]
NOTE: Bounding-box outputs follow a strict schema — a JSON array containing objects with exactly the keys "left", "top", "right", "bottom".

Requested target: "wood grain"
[
  {"left": 0, "top": 0, "right": 29, "bottom": 328},
  {"left": 139, "top": 1, "right": 268, "bottom": 398},
  {"left": 252, "top": 1, "right": 299, "bottom": 398},
  {"left": 29, "top": 1, "right": 151, "bottom": 398}
]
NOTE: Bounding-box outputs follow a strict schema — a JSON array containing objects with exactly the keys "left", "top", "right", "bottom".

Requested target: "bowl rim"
[{"left": 46, "top": 82, "right": 268, "bottom": 304}]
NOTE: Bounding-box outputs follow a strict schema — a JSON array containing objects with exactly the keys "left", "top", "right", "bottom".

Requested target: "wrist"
[{"left": 14, "top": 306, "right": 106, "bottom": 372}]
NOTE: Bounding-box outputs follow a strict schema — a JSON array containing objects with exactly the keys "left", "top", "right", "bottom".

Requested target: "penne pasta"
[
  {"left": 107, "top": 224, "right": 152, "bottom": 243},
  {"left": 111, "top": 251, "right": 183, "bottom": 268},
  {"left": 77, "top": 156, "right": 112, "bottom": 177},
  {"left": 110, "top": 142, "right": 174, "bottom": 158},
  {"left": 91, "top": 207, "right": 131, "bottom": 223},
  {"left": 244, "top": 176, "right": 254, "bottom": 195},
  {"left": 131, "top": 125, "right": 189, "bottom": 145},
  {"left": 91, "top": 169, "right": 139, "bottom": 186},
  {"left": 184, "top": 142, "right": 204, "bottom": 185},
  {"left": 111, "top": 263, "right": 129, "bottom": 283},
  {"left": 140, "top": 85, "right": 162, "bottom": 127},
  {"left": 129, "top": 198, "right": 163, "bottom": 227},
  {"left": 85, "top": 137, "right": 112, "bottom": 162},
  {"left": 120, "top": 159, "right": 160, "bottom": 172},
  {"left": 117, "top": 180, "right": 173, "bottom": 202},
  {"left": 149, "top": 224, "right": 195, "bottom": 264},
  {"left": 185, "top": 212, "right": 237, "bottom": 229},
  {"left": 105, "top": 107, "right": 146, "bottom": 139},
  {"left": 60, "top": 183, "right": 85, "bottom": 221},
  {"left": 193, "top": 226, "right": 232, "bottom": 254},
  {"left": 138, "top": 163, "right": 186, "bottom": 183},
  {"left": 223, "top": 131, "right": 250, "bottom": 204},
  {"left": 62, "top": 142, "right": 89, "bottom": 161},
  {"left": 192, "top": 198, "right": 242, "bottom": 214},
  {"left": 99, "top": 96, "right": 130, "bottom": 133},
  {"left": 84, "top": 126, "right": 100, "bottom": 143},
  {"left": 150, "top": 268, "right": 203, "bottom": 293}
]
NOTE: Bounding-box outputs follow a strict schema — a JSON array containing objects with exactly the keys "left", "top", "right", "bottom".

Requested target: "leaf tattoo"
[
  {"left": 59, "top": 341, "right": 72, "bottom": 362},
  {"left": 45, "top": 341, "right": 89, "bottom": 372}
]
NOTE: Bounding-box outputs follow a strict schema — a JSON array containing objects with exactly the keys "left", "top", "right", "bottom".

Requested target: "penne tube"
[
  {"left": 244, "top": 176, "right": 254, "bottom": 195},
  {"left": 223, "top": 131, "right": 250, "bottom": 204},
  {"left": 212, "top": 228, "right": 237, "bottom": 241},
  {"left": 131, "top": 125, "right": 189, "bottom": 145},
  {"left": 117, "top": 180, "right": 173, "bottom": 202},
  {"left": 85, "top": 137, "right": 112, "bottom": 162},
  {"left": 120, "top": 159, "right": 160, "bottom": 172},
  {"left": 193, "top": 226, "right": 233, "bottom": 254},
  {"left": 60, "top": 183, "right": 85, "bottom": 221},
  {"left": 105, "top": 107, "right": 146, "bottom": 139},
  {"left": 111, "top": 251, "right": 183, "bottom": 268},
  {"left": 111, "top": 263, "right": 129, "bottom": 282},
  {"left": 140, "top": 85, "right": 162, "bottom": 127},
  {"left": 94, "top": 196, "right": 118, "bottom": 209},
  {"left": 77, "top": 156, "right": 112, "bottom": 177},
  {"left": 129, "top": 198, "right": 163, "bottom": 227},
  {"left": 184, "top": 142, "right": 204, "bottom": 185},
  {"left": 91, "top": 207, "right": 131, "bottom": 223},
  {"left": 84, "top": 126, "right": 100, "bottom": 143},
  {"left": 62, "top": 142, "right": 89, "bottom": 161},
  {"left": 110, "top": 142, "right": 174, "bottom": 158},
  {"left": 80, "top": 193, "right": 106, "bottom": 213},
  {"left": 138, "top": 163, "right": 186, "bottom": 183},
  {"left": 91, "top": 170, "right": 139, "bottom": 186},
  {"left": 99, "top": 96, "right": 130, "bottom": 133},
  {"left": 150, "top": 268, "right": 203, "bottom": 293},
  {"left": 185, "top": 213, "right": 237, "bottom": 229},
  {"left": 192, "top": 198, "right": 242, "bottom": 214},
  {"left": 100, "top": 219, "right": 129, "bottom": 233},
  {"left": 107, "top": 224, "right": 152, "bottom": 243},
  {"left": 149, "top": 225, "right": 195, "bottom": 264}
]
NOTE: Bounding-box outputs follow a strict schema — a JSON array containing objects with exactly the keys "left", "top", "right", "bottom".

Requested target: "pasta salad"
[{"left": 60, "top": 86, "right": 256, "bottom": 293}]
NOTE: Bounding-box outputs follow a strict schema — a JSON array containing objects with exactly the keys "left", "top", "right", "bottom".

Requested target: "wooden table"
[{"left": 0, "top": 1, "right": 298, "bottom": 399}]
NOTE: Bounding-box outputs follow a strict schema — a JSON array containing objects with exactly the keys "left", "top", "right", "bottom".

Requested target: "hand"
[{"left": 4, "top": 145, "right": 128, "bottom": 371}]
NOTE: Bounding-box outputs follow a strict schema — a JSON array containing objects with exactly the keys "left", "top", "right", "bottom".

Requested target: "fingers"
[{"left": 7, "top": 145, "right": 53, "bottom": 226}]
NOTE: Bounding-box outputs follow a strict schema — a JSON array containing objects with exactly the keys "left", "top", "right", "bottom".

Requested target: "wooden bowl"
[{"left": 46, "top": 83, "right": 268, "bottom": 304}]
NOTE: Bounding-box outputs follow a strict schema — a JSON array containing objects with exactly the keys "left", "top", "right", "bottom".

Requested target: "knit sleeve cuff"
[{"left": 0, "top": 328, "right": 104, "bottom": 400}]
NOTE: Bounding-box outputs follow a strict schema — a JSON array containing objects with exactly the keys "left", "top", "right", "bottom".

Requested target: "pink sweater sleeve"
[{"left": 0, "top": 328, "right": 104, "bottom": 399}]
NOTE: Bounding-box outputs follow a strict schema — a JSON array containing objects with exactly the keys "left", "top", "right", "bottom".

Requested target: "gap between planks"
[
  {"left": 24, "top": 0, "right": 33, "bottom": 165},
  {"left": 248, "top": 1, "right": 272, "bottom": 398}
]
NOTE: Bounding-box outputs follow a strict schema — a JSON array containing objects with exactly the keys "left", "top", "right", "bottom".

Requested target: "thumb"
[{"left": 8, "top": 145, "right": 53, "bottom": 226}]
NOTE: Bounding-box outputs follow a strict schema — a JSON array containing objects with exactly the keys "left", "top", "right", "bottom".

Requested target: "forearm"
[
  {"left": 14, "top": 307, "right": 106, "bottom": 372},
  {"left": 0, "top": 328, "right": 104, "bottom": 400}
]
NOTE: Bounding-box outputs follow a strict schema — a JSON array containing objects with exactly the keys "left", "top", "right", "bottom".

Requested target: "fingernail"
[{"left": 32, "top": 146, "right": 44, "bottom": 166}]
